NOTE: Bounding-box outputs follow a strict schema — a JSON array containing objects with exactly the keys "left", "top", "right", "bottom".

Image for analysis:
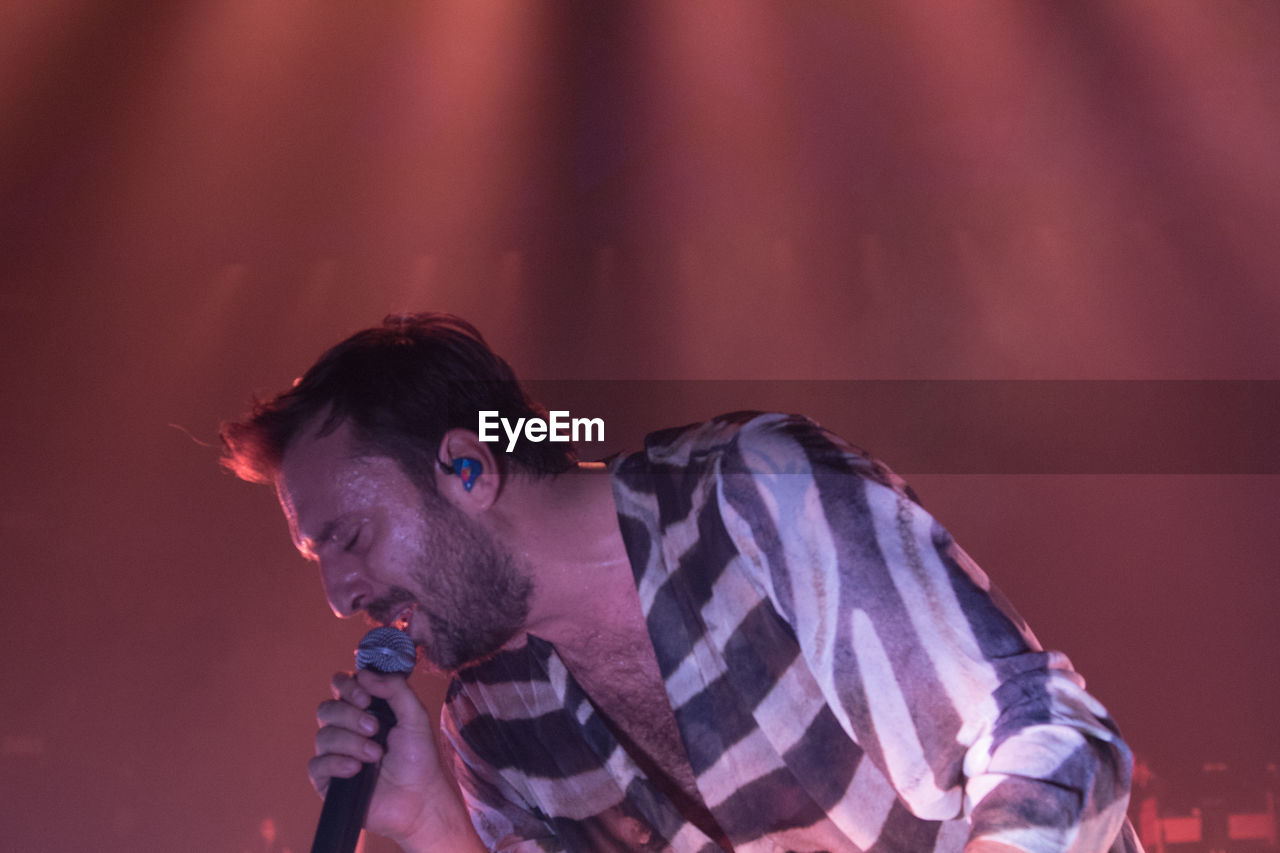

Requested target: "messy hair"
[{"left": 219, "top": 313, "right": 574, "bottom": 486}]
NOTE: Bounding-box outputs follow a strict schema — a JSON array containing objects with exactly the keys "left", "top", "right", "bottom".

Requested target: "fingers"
[
  {"left": 311, "top": 704, "right": 384, "bottom": 797},
  {"left": 352, "top": 669, "right": 432, "bottom": 734},
  {"left": 329, "top": 670, "right": 373, "bottom": 708},
  {"left": 318, "top": 685, "right": 382, "bottom": 737},
  {"left": 308, "top": 751, "right": 365, "bottom": 798},
  {"left": 316, "top": 703, "right": 384, "bottom": 757},
  {"left": 310, "top": 671, "right": 389, "bottom": 798},
  {"left": 328, "top": 669, "right": 428, "bottom": 730}
]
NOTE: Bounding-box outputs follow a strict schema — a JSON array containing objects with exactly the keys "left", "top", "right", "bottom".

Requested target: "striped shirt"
[{"left": 442, "top": 412, "right": 1140, "bottom": 852}]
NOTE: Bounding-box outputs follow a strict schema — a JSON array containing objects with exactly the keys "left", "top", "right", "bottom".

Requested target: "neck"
[{"left": 487, "top": 462, "right": 643, "bottom": 654}]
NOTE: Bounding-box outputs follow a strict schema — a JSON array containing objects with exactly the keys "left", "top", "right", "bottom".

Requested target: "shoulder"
[
  {"left": 641, "top": 411, "right": 906, "bottom": 493},
  {"left": 613, "top": 411, "right": 907, "bottom": 487},
  {"left": 629, "top": 410, "right": 771, "bottom": 465},
  {"left": 624, "top": 411, "right": 845, "bottom": 465},
  {"left": 610, "top": 412, "right": 920, "bottom": 534}
]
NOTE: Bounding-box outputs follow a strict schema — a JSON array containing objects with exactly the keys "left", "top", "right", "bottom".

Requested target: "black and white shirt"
[{"left": 442, "top": 412, "right": 1140, "bottom": 852}]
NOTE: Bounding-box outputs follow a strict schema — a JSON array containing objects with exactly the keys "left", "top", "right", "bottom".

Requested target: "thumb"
[{"left": 354, "top": 669, "right": 431, "bottom": 733}]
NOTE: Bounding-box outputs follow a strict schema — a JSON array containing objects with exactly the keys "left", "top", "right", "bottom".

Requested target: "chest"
[
  {"left": 575, "top": 651, "right": 745, "bottom": 850},
  {"left": 570, "top": 648, "right": 700, "bottom": 794}
]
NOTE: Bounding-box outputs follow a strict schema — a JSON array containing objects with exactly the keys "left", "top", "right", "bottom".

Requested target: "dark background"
[{"left": 2, "top": 2, "right": 1278, "bottom": 850}]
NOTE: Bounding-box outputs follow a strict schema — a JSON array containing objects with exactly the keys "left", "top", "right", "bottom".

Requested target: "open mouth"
[{"left": 391, "top": 604, "right": 417, "bottom": 633}]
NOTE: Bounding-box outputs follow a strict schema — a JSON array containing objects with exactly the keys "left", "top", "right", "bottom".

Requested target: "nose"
[{"left": 318, "top": 557, "right": 373, "bottom": 618}]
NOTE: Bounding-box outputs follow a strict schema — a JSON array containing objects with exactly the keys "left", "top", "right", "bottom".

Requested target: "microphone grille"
[{"left": 355, "top": 627, "right": 416, "bottom": 675}]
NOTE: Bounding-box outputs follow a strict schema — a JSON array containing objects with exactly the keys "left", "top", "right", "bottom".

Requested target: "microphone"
[{"left": 311, "top": 627, "right": 417, "bottom": 853}]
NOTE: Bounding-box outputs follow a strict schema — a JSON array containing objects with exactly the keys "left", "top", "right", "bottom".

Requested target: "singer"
[{"left": 220, "top": 313, "right": 1141, "bottom": 853}]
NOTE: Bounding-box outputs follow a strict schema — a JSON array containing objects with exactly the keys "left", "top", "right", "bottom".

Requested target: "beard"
[{"left": 369, "top": 491, "right": 532, "bottom": 673}]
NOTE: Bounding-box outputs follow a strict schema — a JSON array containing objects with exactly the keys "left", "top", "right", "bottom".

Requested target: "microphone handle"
[{"left": 311, "top": 696, "right": 398, "bottom": 853}]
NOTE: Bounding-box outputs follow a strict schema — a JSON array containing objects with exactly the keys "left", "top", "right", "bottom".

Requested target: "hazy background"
[{"left": 2, "top": 2, "right": 1278, "bottom": 850}]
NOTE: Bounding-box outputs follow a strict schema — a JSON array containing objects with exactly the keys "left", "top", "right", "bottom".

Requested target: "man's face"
[{"left": 276, "top": 420, "right": 530, "bottom": 671}]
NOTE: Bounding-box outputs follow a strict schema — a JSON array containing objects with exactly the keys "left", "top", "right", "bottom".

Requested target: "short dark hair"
[{"left": 219, "top": 313, "right": 574, "bottom": 485}]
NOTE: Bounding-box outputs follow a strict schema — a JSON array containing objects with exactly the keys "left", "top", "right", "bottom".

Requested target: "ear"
[{"left": 433, "top": 428, "right": 501, "bottom": 510}]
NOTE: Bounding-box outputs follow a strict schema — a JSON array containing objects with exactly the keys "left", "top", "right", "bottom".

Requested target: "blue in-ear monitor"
[{"left": 452, "top": 457, "right": 481, "bottom": 491}]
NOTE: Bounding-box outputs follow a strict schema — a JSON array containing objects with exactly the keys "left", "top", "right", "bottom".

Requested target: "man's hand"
[{"left": 311, "top": 670, "right": 483, "bottom": 851}]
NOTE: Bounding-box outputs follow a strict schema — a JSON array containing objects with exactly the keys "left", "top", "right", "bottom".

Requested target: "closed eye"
[{"left": 308, "top": 515, "right": 366, "bottom": 557}]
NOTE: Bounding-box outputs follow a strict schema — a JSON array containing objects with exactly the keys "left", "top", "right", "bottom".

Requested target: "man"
[{"left": 221, "top": 313, "right": 1141, "bottom": 852}]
